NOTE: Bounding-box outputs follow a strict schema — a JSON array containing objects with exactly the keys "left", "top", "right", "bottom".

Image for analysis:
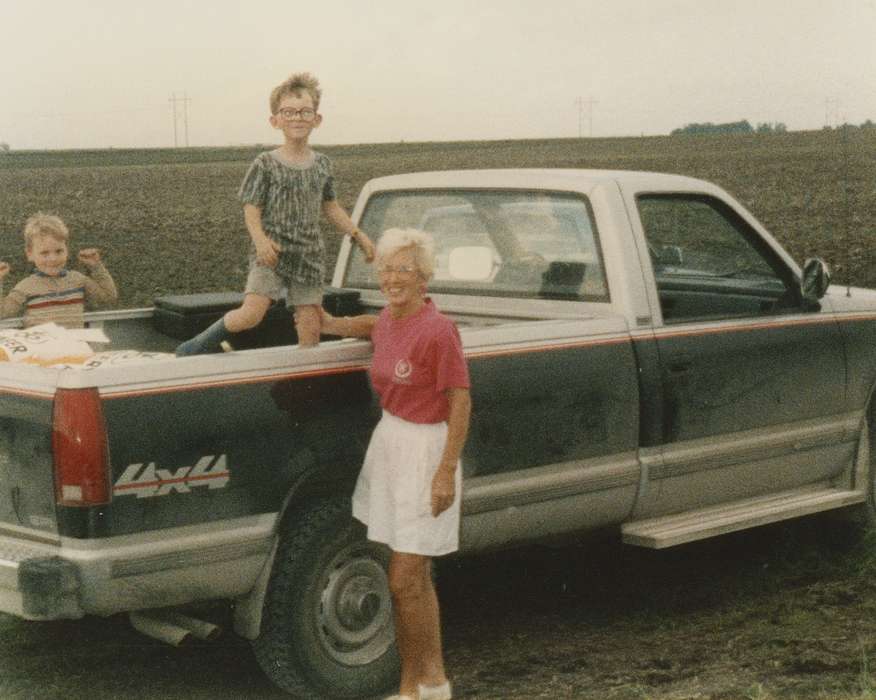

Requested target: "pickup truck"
[{"left": 1, "top": 168, "right": 875, "bottom": 699}]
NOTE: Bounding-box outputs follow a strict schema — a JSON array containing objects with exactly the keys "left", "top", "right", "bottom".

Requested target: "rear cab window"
[{"left": 344, "top": 190, "right": 609, "bottom": 303}]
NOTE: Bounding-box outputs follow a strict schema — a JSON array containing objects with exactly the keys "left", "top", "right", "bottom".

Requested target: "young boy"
[
  {"left": 176, "top": 72, "right": 375, "bottom": 355},
  {"left": 0, "top": 212, "right": 118, "bottom": 328}
]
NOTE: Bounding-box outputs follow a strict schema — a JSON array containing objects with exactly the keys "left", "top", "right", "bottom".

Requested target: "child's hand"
[
  {"left": 78, "top": 248, "right": 102, "bottom": 268},
  {"left": 357, "top": 232, "right": 376, "bottom": 263},
  {"left": 0, "top": 262, "right": 10, "bottom": 279},
  {"left": 255, "top": 237, "right": 281, "bottom": 268}
]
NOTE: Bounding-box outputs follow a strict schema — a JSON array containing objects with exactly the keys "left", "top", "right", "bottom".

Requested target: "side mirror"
[
  {"left": 659, "top": 245, "right": 684, "bottom": 266},
  {"left": 801, "top": 257, "right": 830, "bottom": 300},
  {"left": 448, "top": 246, "right": 494, "bottom": 281}
]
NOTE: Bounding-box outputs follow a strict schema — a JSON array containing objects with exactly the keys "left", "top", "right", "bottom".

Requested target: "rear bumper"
[
  {"left": 0, "top": 539, "right": 83, "bottom": 620},
  {"left": 0, "top": 515, "right": 275, "bottom": 621}
]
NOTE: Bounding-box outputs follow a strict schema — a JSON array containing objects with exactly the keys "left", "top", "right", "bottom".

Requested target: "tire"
[
  {"left": 252, "top": 498, "right": 399, "bottom": 698},
  {"left": 853, "top": 404, "right": 876, "bottom": 526},
  {"left": 828, "top": 402, "right": 876, "bottom": 541}
]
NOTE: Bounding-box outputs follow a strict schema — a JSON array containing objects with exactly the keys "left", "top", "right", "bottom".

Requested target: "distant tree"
[
  {"left": 861, "top": 119, "right": 875, "bottom": 130},
  {"left": 755, "top": 122, "right": 787, "bottom": 134},
  {"left": 671, "top": 120, "right": 753, "bottom": 136},
  {"left": 0, "top": 142, "right": 9, "bottom": 153}
]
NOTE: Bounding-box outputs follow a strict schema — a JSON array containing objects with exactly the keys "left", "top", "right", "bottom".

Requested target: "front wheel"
[
  {"left": 852, "top": 405, "right": 876, "bottom": 525},
  {"left": 252, "top": 498, "right": 399, "bottom": 698},
  {"left": 828, "top": 403, "right": 876, "bottom": 542}
]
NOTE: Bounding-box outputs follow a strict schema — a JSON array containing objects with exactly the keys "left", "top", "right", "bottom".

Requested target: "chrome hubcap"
[{"left": 318, "top": 546, "right": 393, "bottom": 665}]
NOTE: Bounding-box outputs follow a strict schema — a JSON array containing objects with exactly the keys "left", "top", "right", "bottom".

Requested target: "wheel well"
[
  {"left": 276, "top": 466, "right": 358, "bottom": 533},
  {"left": 233, "top": 465, "right": 358, "bottom": 640}
]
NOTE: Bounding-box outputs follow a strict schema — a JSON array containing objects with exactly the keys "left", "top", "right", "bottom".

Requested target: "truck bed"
[{"left": 1, "top": 289, "right": 549, "bottom": 364}]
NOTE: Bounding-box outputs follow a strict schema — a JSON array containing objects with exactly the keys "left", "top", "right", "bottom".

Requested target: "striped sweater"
[{"left": 0, "top": 265, "right": 118, "bottom": 328}]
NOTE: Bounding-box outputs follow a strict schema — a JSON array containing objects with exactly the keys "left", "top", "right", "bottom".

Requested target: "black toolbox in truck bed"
[{"left": 153, "top": 288, "right": 362, "bottom": 350}]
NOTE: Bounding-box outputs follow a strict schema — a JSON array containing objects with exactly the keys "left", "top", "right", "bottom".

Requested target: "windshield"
[{"left": 345, "top": 190, "right": 608, "bottom": 302}]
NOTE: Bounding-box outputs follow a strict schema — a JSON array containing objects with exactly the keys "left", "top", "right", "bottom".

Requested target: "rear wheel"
[{"left": 252, "top": 498, "right": 398, "bottom": 698}]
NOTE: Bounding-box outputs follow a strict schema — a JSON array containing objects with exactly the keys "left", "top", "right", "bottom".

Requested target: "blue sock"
[{"left": 175, "top": 317, "right": 231, "bottom": 356}]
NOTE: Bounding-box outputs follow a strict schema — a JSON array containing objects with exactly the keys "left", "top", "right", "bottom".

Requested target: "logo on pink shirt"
[{"left": 394, "top": 359, "right": 413, "bottom": 383}]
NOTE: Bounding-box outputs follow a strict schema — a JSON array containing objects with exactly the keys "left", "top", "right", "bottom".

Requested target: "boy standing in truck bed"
[{"left": 176, "top": 72, "right": 375, "bottom": 355}]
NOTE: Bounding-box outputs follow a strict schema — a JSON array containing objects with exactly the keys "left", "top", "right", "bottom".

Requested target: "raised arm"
[
  {"left": 78, "top": 250, "right": 118, "bottom": 307},
  {"left": 322, "top": 200, "right": 376, "bottom": 262},
  {"left": 0, "top": 263, "right": 26, "bottom": 319}
]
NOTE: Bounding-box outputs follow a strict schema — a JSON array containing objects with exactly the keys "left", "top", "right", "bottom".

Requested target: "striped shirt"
[
  {"left": 0, "top": 266, "right": 118, "bottom": 328},
  {"left": 238, "top": 149, "right": 337, "bottom": 287}
]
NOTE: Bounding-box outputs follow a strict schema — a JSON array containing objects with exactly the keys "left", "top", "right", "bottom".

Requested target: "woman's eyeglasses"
[{"left": 377, "top": 264, "right": 417, "bottom": 276}]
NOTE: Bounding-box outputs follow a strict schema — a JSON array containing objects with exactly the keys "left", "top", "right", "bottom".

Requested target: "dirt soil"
[{"left": 2, "top": 517, "right": 876, "bottom": 699}]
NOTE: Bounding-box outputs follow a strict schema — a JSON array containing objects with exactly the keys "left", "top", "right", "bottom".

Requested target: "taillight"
[{"left": 52, "top": 388, "right": 110, "bottom": 506}]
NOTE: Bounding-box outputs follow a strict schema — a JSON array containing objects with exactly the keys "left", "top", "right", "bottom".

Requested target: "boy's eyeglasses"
[{"left": 277, "top": 108, "right": 317, "bottom": 122}]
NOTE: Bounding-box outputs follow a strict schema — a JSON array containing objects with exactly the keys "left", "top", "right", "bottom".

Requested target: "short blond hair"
[
  {"left": 376, "top": 228, "right": 435, "bottom": 280},
  {"left": 24, "top": 213, "right": 69, "bottom": 249},
  {"left": 269, "top": 72, "right": 322, "bottom": 114}
]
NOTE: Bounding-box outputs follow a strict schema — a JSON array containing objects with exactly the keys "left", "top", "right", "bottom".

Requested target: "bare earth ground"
[
  {"left": 3, "top": 517, "right": 876, "bottom": 700},
  {"left": 1, "top": 129, "right": 875, "bottom": 305}
]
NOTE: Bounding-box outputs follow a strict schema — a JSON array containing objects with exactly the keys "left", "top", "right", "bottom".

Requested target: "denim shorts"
[{"left": 245, "top": 263, "right": 323, "bottom": 307}]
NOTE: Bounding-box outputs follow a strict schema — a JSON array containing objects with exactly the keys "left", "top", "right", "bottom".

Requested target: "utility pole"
[
  {"left": 169, "top": 93, "right": 178, "bottom": 147},
  {"left": 575, "top": 96, "right": 598, "bottom": 137},
  {"left": 183, "top": 91, "right": 190, "bottom": 147},
  {"left": 825, "top": 97, "right": 840, "bottom": 128},
  {"left": 169, "top": 92, "right": 192, "bottom": 147}
]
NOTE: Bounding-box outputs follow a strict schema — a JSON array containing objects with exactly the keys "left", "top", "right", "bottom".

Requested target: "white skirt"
[{"left": 353, "top": 411, "right": 462, "bottom": 556}]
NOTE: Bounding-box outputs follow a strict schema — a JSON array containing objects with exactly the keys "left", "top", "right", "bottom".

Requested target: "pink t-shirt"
[{"left": 370, "top": 299, "right": 470, "bottom": 424}]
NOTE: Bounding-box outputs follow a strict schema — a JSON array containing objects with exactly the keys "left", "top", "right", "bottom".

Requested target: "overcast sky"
[{"left": 1, "top": 0, "right": 874, "bottom": 150}]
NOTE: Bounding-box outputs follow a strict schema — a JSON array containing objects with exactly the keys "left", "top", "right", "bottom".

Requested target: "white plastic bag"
[{"left": 0, "top": 323, "right": 95, "bottom": 366}]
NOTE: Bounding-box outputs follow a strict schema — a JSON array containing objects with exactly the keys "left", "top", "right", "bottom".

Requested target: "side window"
[
  {"left": 346, "top": 190, "right": 609, "bottom": 302},
  {"left": 637, "top": 194, "right": 797, "bottom": 323}
]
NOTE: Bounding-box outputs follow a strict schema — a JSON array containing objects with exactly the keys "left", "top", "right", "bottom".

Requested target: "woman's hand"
[
  {"left": 320, "top": 309, "right": 377, "bottom": 338},
  {"left": 319, "top": 308, "right": 341, "bottom": 335},
  {"left": 431, "top": 464, "right": 456, "bottom": 517},
  {"left": 0, "top": 261, "right": 10, "bottom": 279}
]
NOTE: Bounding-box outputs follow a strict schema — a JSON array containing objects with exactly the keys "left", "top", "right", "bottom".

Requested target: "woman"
[{"left": 321, "top": 228, "right": 470, "bottom": 700}]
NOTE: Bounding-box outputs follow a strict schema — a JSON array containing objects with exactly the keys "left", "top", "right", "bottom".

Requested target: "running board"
[{"left": 622, "top": 487, "right": 866, "bottom": 549}]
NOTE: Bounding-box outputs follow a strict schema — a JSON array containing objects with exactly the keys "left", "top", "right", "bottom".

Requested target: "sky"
[{"left": 1, "top": 0, "right": 875, "bottom": 150}]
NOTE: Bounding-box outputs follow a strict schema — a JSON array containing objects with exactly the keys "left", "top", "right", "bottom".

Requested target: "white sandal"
[{"left": 418, "top": 681, "right": 452, "bottom": 700}]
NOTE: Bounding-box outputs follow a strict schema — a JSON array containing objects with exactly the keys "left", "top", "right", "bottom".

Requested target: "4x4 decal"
[{"left": 113, "top": 455, "right": 230, "bottom": 498}]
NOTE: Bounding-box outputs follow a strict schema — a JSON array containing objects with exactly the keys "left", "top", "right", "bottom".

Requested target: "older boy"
[
  {"left": 0, "top": 213, "right": 117, "bottom": 328},
  {"left": 176, "top": 72, "right": 375, "bottom": 355}
]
